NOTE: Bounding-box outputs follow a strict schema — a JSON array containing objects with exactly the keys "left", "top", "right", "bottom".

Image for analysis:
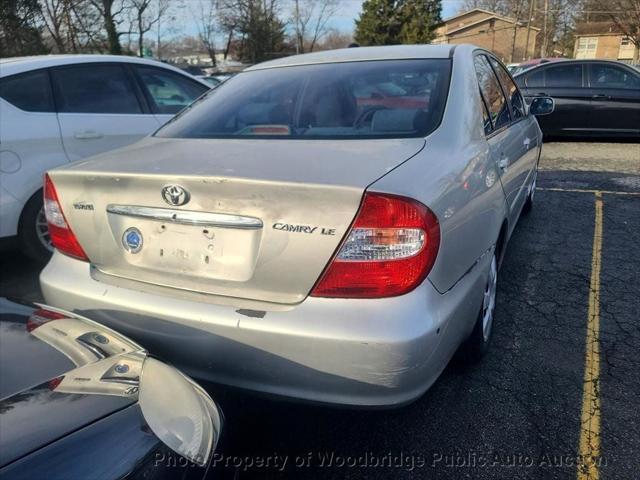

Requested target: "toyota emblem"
[{"left": 161, "top": 184, "right": 190, "bottom": 206}]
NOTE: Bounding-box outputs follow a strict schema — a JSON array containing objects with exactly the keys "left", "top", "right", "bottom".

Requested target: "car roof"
[
  {"left": 533, "top": 58, "right": 633, "bottom": 65},
  {"left": 245, "top": 44, "right": 457, "bottom": 71},
  {"left": 519, "top": 57, "right": 562, "bottom": 66},
  {"left": 515, "top": 58, "right": 638, "bottom": 75},
  {"left": 0, "top": 54, "right": 206, "bottom": 83}
]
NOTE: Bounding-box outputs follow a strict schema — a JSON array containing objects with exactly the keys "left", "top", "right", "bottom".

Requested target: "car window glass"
[
  {"left": 52, "top": 64, "right": 142, "bottom": 114},
  {"left": 155, "top": 59, "right": 452, "bottom": 139},
  {"left": 545, "top": 64, "right": 582, "bottom": 87},
  {"left": 525, "top": 69, "right": 545, "bottom": 87},
  {"left": 136, "top": 67, "right": 207, "bottom": 114},
  {"left": 479, "top": 93, "right": 493, "bottom": 135},
  {"left": 590, "top": 64, "right": 640, "bottom": 89},
  {"left": 0, "top": 70, "right": 54, "bottom": 112},
  {"left": 474, "top": 55, "right": 511, "bottom": 132},
  {"left": 490, "top": 57, "right": 525, "bottom": 119}
]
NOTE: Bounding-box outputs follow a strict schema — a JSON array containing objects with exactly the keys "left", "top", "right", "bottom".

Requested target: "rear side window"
[
  {"left": 52, "top": 64, "right": 142, "bottom": 114},
  {"left": 155, "top": 59, "right": 452, "bottom": 139},
  {"left": 134, "top": 66, "right": 208, "bottom": 114},
  {"left": 525, "top": 69, "right": 544, "bottom": 87},
  {"left": 489, "top": 58, "right": 525, "bottom": 119},
  {"left": 0, "top": 70, "right": 54, "bottom": 112},
  {"left": 480, "top": 98, "right": 492, "bottom": 135},
  {"left": 589, "top": 64, "right": 640, "bottom": 89},
  {"left": 545, "top": 64, "right": 582, "bottom": 87},
  {"left": 474, "top": 55, "right": 511, "bottom": 132}
]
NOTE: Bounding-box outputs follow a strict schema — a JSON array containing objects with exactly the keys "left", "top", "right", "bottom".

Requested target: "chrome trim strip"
[{"left": 106, "top": 205, "right": 263, "bottom": 230}]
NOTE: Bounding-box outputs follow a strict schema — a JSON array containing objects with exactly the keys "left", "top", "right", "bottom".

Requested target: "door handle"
[
  {"left": 74, "top": 130, "right": 103, "bottom": 140},
  {"left": 523, "top": 137, "right": 531, "bottom": 149},
  {"left": 498, "top": 156, "right": 509, "bottom": 172},
  {"left": 591, "top": 94, "right": 611, "bottom": 100}
]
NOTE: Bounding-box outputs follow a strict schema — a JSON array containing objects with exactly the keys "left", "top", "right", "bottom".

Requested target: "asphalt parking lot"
[{"left": 1, "top": 141, "right": 638, "bottom": 479}]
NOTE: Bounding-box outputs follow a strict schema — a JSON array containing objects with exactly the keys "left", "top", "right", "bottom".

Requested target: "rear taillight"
[
  {"left": 311, "top": 192, "right": 440, "bottom": 298},
  {"left": 48, "top": 376, "right": 64, "bottom": 391},
  {"left": 44, "top": 174, "right": 89, "bottom": 261},
  {"left": 27, "top": 308, "right": 66, "bottom": 332}
]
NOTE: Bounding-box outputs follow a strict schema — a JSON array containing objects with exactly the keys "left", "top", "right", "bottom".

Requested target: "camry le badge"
[
  {"left": 122, "top": 227, "right": 143, "bottom": 254},
  {"left": 161, "top": 184, "right": 190, "bottom": 206}
]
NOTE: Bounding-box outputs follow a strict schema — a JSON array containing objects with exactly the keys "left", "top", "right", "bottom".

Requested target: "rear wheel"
[
  {"left": 461, "top": 253, "right": 498, "bottom": 363},
  {"left": 19, "top": 192, "right": 53, "bottom": 264}
]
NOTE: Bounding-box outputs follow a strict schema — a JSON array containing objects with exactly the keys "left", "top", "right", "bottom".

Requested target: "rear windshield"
[{"left": 155, "top": 59, "right": 451, "bottom": 140}]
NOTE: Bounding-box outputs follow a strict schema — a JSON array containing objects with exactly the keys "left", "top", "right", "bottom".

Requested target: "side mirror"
[{"left": 529, "top": 96, "right": 555, "bottom": 116}]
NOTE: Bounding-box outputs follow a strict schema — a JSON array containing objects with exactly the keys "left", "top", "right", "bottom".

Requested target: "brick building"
[
  {"left": 432, "top": 9, "right": 540, "bottom": 63},
  {"left": 573, "top": 22, "right": 639, "bottom": 63}
]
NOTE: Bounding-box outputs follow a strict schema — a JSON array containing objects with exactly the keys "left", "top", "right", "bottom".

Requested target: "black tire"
[
  {"left": 18, "top": 191, "right": 53, "bottom": 264},
  {"left": 461, "top": 253, "right": 498, "bottom": 363}
]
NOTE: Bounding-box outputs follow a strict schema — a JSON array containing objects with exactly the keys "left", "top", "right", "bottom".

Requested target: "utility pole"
[
  {"left": 524, "top": 0, "right": 536, "bottom": 61},
  {"left": 541, "top": 0, "right": 549, "bottom": 57}
]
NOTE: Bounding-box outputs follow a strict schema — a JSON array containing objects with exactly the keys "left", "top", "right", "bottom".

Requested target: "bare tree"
[
  {"left": 38, "top": 0, "right": 107, "bottom": 53},
  {"left": 462, "top": 0, "right": 530, "bottom": 61},
  {"left": 218, "top": 0, "right": 237, "bottom": 60},
  {"left": 608, "top": 0, "right": 640, "bottom": 61},
  {"left": 39, "top": 0, "right": 88, "bottom": 52},
  {"left": 219, "top": 0, "right": 287, "bottom": 64},
  {"left": 315, "top": 29, "right": 352, "bottom": 50},
  {"left": 90, "top": 0, "right": 129, "bottom": 54},
  {"left": 193, "top": 0, "right": 218, "bottom": 66},
  {"left": 461, "top": 0, "right": 583, "bottom": 58},
  {"left": 462, "top": 0, "right": 512, "bottom": 13},
  {"left": 290, "top": 0, "right": 339, "bottom": 54},
  {"left": 505, "top": 0, "right": 527, "bottom": 61},
  {"left": 155, "top": 0, "right": 180, "bottom": 59},
  {"left": 129, "top": 0, "right": 168, "bottom": 56},
  {"left": 40, "top": 0, "right": 68, "bottom": 52},
  {"left": 67, "top": 0, "right": 107, "bottom": 51}
]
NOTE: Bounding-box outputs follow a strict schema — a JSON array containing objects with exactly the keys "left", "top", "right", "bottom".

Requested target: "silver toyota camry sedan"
[{"left": 41, "top": 44, "right": 553, "bottom": 407}]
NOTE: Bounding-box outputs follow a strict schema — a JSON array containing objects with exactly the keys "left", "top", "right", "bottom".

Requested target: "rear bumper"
[{"left": 41, "top": 251, "right": 487, "bottom": 407}]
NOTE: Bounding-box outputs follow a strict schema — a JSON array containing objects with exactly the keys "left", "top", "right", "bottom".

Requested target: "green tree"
[
  {"left": 220, "top": 0, "right": 287, "bottom": 64},
  {"left": 354, "top": 0, "right": 403, "bottom": 45},
  {"left": 398, "top": 0, "right": 442, "bottom": 43},
  {"left": 355, "top": 0, "right": 442, "bottom": 46},
  {"left": 0, "top": 0, "right": 48, "bottom": 57}
]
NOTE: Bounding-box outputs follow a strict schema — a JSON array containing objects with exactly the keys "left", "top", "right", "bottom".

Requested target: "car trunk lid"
[{"left": 49, "top": 137, "right": 425, "bottom": 304}]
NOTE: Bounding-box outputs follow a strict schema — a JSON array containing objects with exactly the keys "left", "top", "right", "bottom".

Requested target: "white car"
[{"left": 0, "top": 55, "right": 210, "bottom": 261}]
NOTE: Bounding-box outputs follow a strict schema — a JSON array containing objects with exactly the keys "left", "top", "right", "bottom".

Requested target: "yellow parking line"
[
  {"left": 538, "top": 187, "right": 640, "bottom": 196},
  {"left": 577, "top": 191, "right": 603, "bottom": 480}
]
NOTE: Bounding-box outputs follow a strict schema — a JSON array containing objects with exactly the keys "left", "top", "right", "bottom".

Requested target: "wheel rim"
[
  {"left": 482, "top": 255, "right": 498, "bottom": 342},
  {"left": 36, "top": 207, "right": 54, "bottom": 252}
]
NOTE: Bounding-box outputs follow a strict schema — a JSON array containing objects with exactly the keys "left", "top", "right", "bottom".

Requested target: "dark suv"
[{"left": 515, "top": 59, "right": 640, "bottom": 138}]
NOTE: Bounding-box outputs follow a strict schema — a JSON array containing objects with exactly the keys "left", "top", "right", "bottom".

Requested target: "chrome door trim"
[{"left": 106, "top": 205, "right": 263, "bottom": 230}]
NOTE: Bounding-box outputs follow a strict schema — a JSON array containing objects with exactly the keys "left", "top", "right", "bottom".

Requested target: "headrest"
[
  {"left": 237, "top": 102, "right": 277, "bottom": 124},
  {"left": 371, "top": 109, "right": 425, "bottom": 133}
]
